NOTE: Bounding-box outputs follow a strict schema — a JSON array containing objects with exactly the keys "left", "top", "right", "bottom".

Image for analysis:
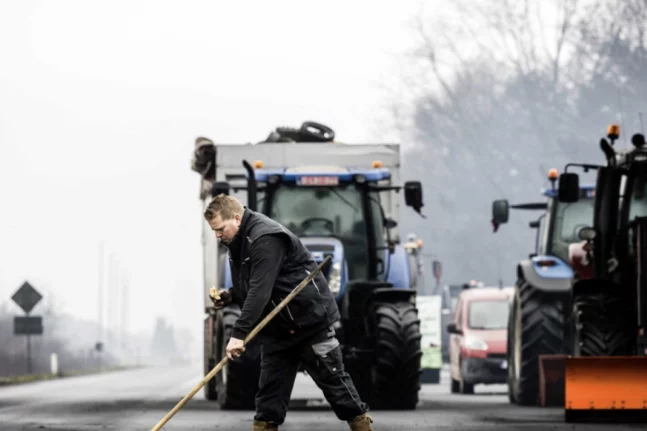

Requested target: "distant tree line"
[
  {"left": 0, "top": 297, "right": 188, "bottom": 377},
  {"left": 399, "top": 0, "right": 647, "bottom": 285},
  {"left": 0, "top": 300, "right": 117, "bottom": 377}
]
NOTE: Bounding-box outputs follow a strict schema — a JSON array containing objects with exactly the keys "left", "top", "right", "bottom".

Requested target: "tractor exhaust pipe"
[{"left": 242, "top": 159, "right": 257, "bottom": 211}]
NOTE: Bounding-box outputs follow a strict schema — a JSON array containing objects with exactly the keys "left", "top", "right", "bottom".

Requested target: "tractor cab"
[
  {"left": 557, "top": 125, "right": 647, "bottom": 283},
  {"left": 491, "top": 169, "right": 595, "bottom": 265},
  {"left": 258, "top": 164, "right": 398, "bottom": 283},
  {"left": 214, "top": 158, "right": 425, "bottom": 301}
]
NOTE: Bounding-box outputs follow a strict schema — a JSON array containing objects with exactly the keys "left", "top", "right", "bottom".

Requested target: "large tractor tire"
[
  {"left": 571, "top": 293, "right": 636, "bottom": 356},
  {"left": 203, "top": 315, "right": 218, "bottom": 401},
  {"left": 214, "top": 305, "right": 262, "bottom": 410},
  {"left": 369, "top": 301, "right": 422, "bottom": 410},
  {"left": 507, "top": 280, "right": 566, "bottom": 406}
]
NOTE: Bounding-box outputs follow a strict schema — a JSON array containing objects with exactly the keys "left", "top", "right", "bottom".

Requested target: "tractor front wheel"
[
  {"left": 203, "top": 315, "right": 218, "bottom": 401},
  {"left": 571, "top": 293, "right": 636, "bottom": 356},
  {"left": 368, "top": 301, "right": 422, "bottom": 410},
  {"left": 507, "top": 280, "right": 566, "bottom": 406},
  {"left": 214, "top": 305, "right": 262, "bottom": 410}
]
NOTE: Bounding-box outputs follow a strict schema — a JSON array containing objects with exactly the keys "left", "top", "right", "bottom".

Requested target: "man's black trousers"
[{"left": 253, "top": 328, "right": 369, "bottom": 425}]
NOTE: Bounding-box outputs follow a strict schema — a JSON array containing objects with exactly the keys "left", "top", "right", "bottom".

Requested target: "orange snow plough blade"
[{"left": 564, "top": 356, "right": 647, "bottom": 422}]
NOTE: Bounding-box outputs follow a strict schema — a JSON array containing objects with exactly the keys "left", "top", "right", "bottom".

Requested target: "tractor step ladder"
[{"left": 538, "top": 354, "right": 566, "bottom": 407}]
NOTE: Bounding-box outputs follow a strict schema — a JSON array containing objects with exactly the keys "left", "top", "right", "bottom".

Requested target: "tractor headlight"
[
  {"left": 328, "top": 262, "right": 342, "bottom": 295},
  {"left": 463, "top": 336, "right": 488, "bottom": 351}
]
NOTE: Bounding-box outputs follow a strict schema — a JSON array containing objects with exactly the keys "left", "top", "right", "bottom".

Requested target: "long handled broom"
[{"left": 150, "top": 255, "right": 332, "bottom": 431}]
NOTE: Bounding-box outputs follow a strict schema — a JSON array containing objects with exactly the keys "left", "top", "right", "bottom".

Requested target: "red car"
[{"left": 447, "top": 286, "right": 514, "bottom": 394}]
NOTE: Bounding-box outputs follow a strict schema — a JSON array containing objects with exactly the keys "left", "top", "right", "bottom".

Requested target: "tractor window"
[
  {"left": 536, "top": 213, "right": 548, "bottom": 256},
  {"left": 368, "top": 191, "right": 388, "bottom": 277},
  {"left": 551, "top": 198, "right": 595, "bottom": 262},
  {"left": 626, "top": 174, "right": 647, "bottom": 260},
  {"left": 628, "top": 175, "right": 647, "bottom": 220},
  {"left": 268, "top": 184, "right": 368, "bottom": 279},
  {"left": 468, "top": 300, "right": 510, "bottom": 330}
]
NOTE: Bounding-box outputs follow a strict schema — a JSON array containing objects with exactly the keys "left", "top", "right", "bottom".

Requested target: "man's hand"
[
  {"left": 209, "top": 288, "right": 232, "bottom": 309},
  {"left": 225, "top": 337, "right": 245, "bottom": 360}
]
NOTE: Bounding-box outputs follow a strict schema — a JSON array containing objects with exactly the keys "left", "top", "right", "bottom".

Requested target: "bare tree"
[{"left": 396, "top": 0, "right": 647, "bottom": 285}]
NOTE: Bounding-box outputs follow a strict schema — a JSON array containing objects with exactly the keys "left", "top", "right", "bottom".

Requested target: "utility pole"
[
  {"left": 121, "top": 270, "right": 129, "bottom": 364},
  {"left": 107, "top": 252, "right": 117, "bottom": 353},
  {"left": 114, "top": 258, "right": 121, "bottom": 356},
  {"left": 97, "top": 241, "right": 104, "bottom": 371}
]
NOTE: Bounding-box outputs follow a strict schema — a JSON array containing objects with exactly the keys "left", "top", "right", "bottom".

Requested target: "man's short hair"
[{"left": 204, "top": 194, "right": 244, "bottom": 221}]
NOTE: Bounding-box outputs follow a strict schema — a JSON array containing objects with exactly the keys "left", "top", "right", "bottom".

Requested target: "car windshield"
[
  {"left": 552, "top": 197, "right": 595, "bottom": 262},
  {"left": 468, "top": 299, "right": 510, "bottom": 330},
  {"left": 266, "top": 184, "right": 372, "bottom": 279}
]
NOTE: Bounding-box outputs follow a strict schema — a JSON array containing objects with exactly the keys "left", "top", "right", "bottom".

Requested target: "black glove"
[{"left": 211, "top": 289, "right": 233, "bottom": 309}]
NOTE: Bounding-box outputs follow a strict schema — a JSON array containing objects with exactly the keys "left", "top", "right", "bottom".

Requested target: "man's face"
[{"left": 208, "top": 213, "right": 241, "bottom": 245}]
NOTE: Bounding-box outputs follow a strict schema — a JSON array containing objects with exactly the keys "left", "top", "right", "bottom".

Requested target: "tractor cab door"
[{"left": 592, "top": 167, "right": 624, "bottom": 278}]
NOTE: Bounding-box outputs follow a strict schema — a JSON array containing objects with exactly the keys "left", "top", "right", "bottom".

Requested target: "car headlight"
[
  {"left": 463, "top": 336, "right": 488, "bottom": 351},
  {"left": 328, "top": 262, "right": 341, "bottom": 295}
]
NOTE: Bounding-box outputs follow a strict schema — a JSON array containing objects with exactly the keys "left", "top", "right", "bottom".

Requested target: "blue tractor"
[
  {"left": 198, "top": 122, "right": 427, "bottom": 410},
  {"left": 490, "top": 168, "right": 595, "bottom": 405}
]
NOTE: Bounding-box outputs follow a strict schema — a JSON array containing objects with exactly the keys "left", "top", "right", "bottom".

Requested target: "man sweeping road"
[{"left": 204, "top": 194, "right": 374, "bottom": 431}]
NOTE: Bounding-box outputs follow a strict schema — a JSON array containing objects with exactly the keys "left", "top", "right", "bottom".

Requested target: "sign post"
[
  {"left": 11, "top": 281, "right": 43, "bottom": 374},
  {"left": 95, "top": 342, "right": 103, "bottom": 372}
]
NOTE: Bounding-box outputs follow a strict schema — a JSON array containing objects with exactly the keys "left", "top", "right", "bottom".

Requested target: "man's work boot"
[
  {"left": 252, "top": 420, "right": 278, "bottom": 431},
  {"left": 348, "top": 412, "right": 374, "bottom": 431}
]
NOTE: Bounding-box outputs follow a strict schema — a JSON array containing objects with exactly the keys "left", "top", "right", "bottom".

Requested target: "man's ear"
[{"left": 234, "top": 214, "right": 242, "bottom": 225}]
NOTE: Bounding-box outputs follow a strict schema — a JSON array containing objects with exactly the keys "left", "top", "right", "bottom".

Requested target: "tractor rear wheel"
[
  {"left": 507, "top": 280, "right": 566, "bottom": 406},
  {"left": 572, "top": 293, "right": 636, "bottom": 356},
  {"left": 215, "top": 305, "right": 262, "bottom": 410},
  {"left": 369, "top": 302, "right": 422, "bottom": 410}
]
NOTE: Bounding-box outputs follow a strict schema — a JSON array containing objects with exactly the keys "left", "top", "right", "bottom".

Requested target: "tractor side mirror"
[
  {"left": 447, "top": 323, "right": 463, "bottom": 335},
  {"left": 492, "top": 199, "right": 509, "bottom": 225},
  {"left": 384, "top": 218, "right": 398, "bottom": 229},
  {"left": 558, "top": 173, "right": 580, "bottom": 203},
  {"left": 211, "top": 181, "right": 231, "bottom": 197},
  {"left": 404, "top": 181, "right": 424, "bottom": 213}
]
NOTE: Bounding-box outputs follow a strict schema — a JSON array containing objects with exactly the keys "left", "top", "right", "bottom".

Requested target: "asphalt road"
[{"left": 0, "top": 363, "right": 643, "bottom": 431}]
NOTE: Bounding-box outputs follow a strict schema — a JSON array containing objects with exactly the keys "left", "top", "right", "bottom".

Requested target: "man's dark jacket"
[{"left": 225, "top": 208, "right": 340, "bottom": 352}]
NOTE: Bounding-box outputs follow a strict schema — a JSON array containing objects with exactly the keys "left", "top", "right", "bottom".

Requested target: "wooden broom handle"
[{"left": 150, "top": 255, "right": 332, "bottom": 431}]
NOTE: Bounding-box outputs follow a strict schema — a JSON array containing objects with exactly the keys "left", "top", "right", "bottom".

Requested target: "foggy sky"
[{"left": 0, "top": 0, "right": 428, "bottom": 339}]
